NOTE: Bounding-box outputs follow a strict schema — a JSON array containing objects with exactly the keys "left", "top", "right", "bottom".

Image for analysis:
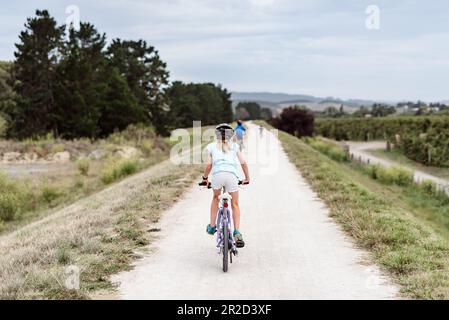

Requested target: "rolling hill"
[{"left": 231, "top": 91, "right": 377, "bottom": 115}]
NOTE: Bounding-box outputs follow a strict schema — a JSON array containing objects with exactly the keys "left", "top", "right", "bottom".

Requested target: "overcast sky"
[{"left": 1, "top": 0, "right": 449, "bottom": 101}]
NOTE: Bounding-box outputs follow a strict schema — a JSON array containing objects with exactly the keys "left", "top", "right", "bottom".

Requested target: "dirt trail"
[
  {"left": 348, "top": 141, "right": 449, "bottom": 194},
  {"left": 112, "top": 124, "right": 398, "bottom": 300}
]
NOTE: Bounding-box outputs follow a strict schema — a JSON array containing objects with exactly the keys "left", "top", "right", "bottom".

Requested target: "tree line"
[
  {"left": 0, "top": 10, "right": 233, "bottom": 139},
  {"left": 234, "top": 102, "right": 272, "bottom": 121}
]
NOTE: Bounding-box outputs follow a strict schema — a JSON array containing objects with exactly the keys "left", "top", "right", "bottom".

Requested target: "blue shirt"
[
  {"left": 206, "top": 142, "right": 239, "bottom": 178},
  {"left": 235, "top": 124, "right": 246, "bottom": 139}
]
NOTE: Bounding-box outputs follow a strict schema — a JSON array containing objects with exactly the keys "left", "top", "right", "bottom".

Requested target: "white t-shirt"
[{"left": 206, "top": 142, "right": 239, "bottom": 178}]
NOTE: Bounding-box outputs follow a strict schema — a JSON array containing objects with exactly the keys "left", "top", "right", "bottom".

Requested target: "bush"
[
  {"left": 271, "top": 106, "right": 315, "bottom": 138},
  {"left": 41, "top": 185, "right": 63, "bottom": 204},
  {"left": 420, "top": 180, "right": 436, "bottom": 195},
  {"left": 306, "top": 138, "right": 349, "bottom": 162},
  {"left": 140, "top": 139, "right": 154, "bottom": 156},
  {"left": 73, "top": 176, "right": 85, "bottom": 190},
  {"left": 51, "top": 143, "right": 65, "bottom": 153},
  {"left": 56, "top": 246, "right": 71, "bottom": 265},
  {"left": 77, "top": 158, "right": 90, "bottom": 176},
  {"left": 0, "top": 174, "right": 27, "bottom": 221},
  {"left": 0, "top": 192, "right": 20, "bottom": 221},
  {"left": 365, "top": 165, "right": 413, "bottom": 186},
  {"left": 366, "top": 164, "right": 380, "bottom": 180},
  {"left": 101, "top": 159, "right": 139, "bottom": 184},
  {"left": 418, "top": 180, "right": 449, "bottom": 203}
]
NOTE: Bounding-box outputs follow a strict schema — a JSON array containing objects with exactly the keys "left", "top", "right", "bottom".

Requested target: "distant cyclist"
[
  {"left": 235, "top": 120, "right": 246, "bottom": 151},
  {"left": 202, "top": 123, "right": 250, "bottom": 248}
]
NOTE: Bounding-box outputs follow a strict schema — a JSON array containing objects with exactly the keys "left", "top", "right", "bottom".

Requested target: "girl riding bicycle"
[{"left": 202, "top": 123, "right": 250, "bottom": 248}]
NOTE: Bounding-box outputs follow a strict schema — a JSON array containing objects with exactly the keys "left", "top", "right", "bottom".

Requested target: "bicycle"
[{"left": 199, "top": 180, "right": 248, "bottom": 272}]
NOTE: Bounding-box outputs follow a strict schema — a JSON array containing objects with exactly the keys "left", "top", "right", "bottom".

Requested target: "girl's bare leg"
[
  {"left": 230, "top": 191, "right": 240, "bottom": 230},
  {"left": 210, "top": 189, "right": 220, "bottom": 227}
]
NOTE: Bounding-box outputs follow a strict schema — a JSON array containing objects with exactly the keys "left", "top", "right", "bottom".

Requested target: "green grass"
[
  {"left": 101, "top": 159, "right": 139, "bottom": 184},
  {"left": 258, "top": 121, "right": 449, "bottom": 299},
  {"left": 303, "top": 137, "right": 349, "bottom": 162},
  {"left": 0, "top": 160, "right": 204, "bottom": 299},
  {"left": 365, "top": 164, "right": 414, "bottom": 187},
  {"left": 77, "top": 158, "right": 90, "bottom": 176},
  {"left": 0, "top": 174, "right": 30, "bottom": 221},
  {"left": 41, "top": 184, "right": 64, "bottom": 205},
  {"left": 0, "top": 124, "right": 213, "bottom": 235},
  {"left": 369, "top": 148, "right": 449, "bottom": 181}
]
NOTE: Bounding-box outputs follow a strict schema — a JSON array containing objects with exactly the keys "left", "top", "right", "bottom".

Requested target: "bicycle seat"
[{"left": 219, "top": 192, "right": 232, "bottom": 201}]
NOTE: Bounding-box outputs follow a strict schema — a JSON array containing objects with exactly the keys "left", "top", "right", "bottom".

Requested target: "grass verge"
[
  {"left": 0, "top": 160, "right": 203, "bottom": 299},
  {"left": 369, "top": 148, "right": 449, "bottom": 181},
  {"left": 260, "top": 122, "right": 449, "bottom": 299}
]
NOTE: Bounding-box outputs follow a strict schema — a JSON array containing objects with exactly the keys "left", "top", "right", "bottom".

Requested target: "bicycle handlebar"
[
  {"left": 198, "top": 180, "right": 249, "bottom": 189},
  {"left": 198, "top": 181, "right": 211, "bottom": 188}
]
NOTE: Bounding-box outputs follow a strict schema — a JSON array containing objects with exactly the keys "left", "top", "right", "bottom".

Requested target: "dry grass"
[
  {"left": 0, "top": 125, "right": 170, "bottom": 233},
  {"left": 0, "top": 158, "right": 203, "bottom": 299}
]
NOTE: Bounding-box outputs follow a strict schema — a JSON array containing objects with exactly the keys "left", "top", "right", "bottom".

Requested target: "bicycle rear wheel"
[{"left": 223, "top": 223, "right": 229, "bottom": 272}]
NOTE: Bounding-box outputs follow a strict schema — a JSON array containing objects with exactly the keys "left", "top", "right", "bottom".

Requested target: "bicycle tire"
[{"left": 223, "top": 222, "right": 229, "bottom": 272}]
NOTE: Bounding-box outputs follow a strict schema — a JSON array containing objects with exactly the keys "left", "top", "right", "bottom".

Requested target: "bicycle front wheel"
[{"left": 223, "top": 223, "right": 229, "bottom": 272}]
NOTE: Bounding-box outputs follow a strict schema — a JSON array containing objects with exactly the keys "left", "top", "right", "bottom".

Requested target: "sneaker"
[
  {"left": 206, "top": 224, "right": 216, "bottom": 235},
  {"left": 233, "top": 230, "right": 245, "bottom": 248}
]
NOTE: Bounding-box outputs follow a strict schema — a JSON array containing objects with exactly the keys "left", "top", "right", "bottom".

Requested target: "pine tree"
[
  {"left": 107, "top": 40, "right": 170, "bottom": 134},
  {"left": 0, "top": 61, "right": 16, "bottom": 126},
  {"left": 12, "top": 10, "right": 64, "bottom": 138},
  {"left": 166, "top": 82, "right": 233, "bottom": 128},
  {"left": 99, "top": 67, "right": 143, "bottom": 135},
  {"left": 55, "top": 23, "right": 108, "bottom": 138}
]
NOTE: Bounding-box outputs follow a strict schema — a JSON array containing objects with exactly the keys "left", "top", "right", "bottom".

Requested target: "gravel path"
[{"left": 112, "top": 125, "right": 398, "bottom": 299}]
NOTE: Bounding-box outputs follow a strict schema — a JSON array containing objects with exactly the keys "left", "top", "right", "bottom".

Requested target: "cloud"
[{"left": 1, "top": 0, "right": 448, "bottom": 100}]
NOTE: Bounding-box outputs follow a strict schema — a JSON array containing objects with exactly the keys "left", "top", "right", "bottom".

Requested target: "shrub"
[
  {"left": 420, "top": 180, "right": 436, "bottom": 195},
  {"left": 56, "top": 246, "right": 70, "bottom": 265},
  {"left": 418, "top": 180, "right": 449, "bottom": 203},
  {"left": 366, "top": 165, "right": 380, "bottom": 180},
  {"left": 101, "top": 159, "right": 139, "bottom": 184},
  {"left": 0, "top": 174, "right": 27, "bottom": 221},
  {"left": 392, "top": 167, "right": 414, "bottom": 186},
  {"left": 77, "top": 158, "right": 90, "bottom": 176},
  {"left": 0, "top": 192, "right": 20, "bottom": 221},
  {"left": 306, "top": 139, "right": 349, "bottom": 162},
  {"left": 51, "top": 143, "right": 65, "bottom": 153},
  {"left": 140, "top": 139, "right": 153, "bottom": 156},
  {"left": 73, "top": 176, "right": 85, "bottom": 189},
  {"left": 41, "top": 185, "right": 63, "bottom": 204},
  {"left": 271, "top": 106, "right": 315, "bottom": 138},
  {"left": 365, "top": 165, "right": 413, "bottom": 186}
]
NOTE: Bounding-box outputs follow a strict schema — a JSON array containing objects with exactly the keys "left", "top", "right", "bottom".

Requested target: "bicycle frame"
[
  {"left": 216, "top": 188, "right": 237, "bottom": 255},
  {"left": 199, "top": 179, "right": 248, "bottom": 271}
]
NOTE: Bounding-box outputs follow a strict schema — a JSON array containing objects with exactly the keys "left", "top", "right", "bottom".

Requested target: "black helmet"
[{"left": 215, "top": 123, "right": 234, "bottom": 141}]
